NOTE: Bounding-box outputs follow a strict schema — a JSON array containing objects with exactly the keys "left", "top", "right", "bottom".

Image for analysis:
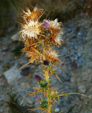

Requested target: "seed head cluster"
[
  {"left": 20, "top": 7, "right": 79, "bottom": 113},
  {"left": 20, "top": 7, "right": 63, "bottom": 63}
]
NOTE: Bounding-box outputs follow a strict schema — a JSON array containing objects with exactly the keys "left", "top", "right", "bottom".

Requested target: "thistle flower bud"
[
  {"left": 45, "top": 30, "right": 50, "bottom": 37},
  {"left": 44, "top": 20, "right": 49, "bottom": 28},
  {"left": 43, "top": 60, "right": 49, "bottom": 65},
  {"left": 50, "top": 91, "right": 58, "bottom": 97},
  {"left": 50, "top": 88, "right": 58, "bottom": 97},
  {"left": 35, "top": 95, "right": 41, "bottom": 101},
  {"left": 35, "top": 75, "right": 42, "bottom": 81},
  {"left": 39, "top": 80, "right": 47, "bottom": 88},
  {"left": 40, "top": 100, "right": 48, "bottom": 108},
  {"left": 35, "top": 75, "right": 47, "bottom": 88}
]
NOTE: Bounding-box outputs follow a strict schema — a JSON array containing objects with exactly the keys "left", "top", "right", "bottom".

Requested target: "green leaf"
[{"left": 67, "top": 105, "right": 75, "bottom": 113}]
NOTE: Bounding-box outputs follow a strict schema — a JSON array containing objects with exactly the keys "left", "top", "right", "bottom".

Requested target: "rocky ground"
[{"left": 0, "top": 13, "right": 92, "bottom": 113}]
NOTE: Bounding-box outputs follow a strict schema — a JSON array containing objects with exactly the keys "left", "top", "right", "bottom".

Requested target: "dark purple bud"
[
  {"left": 43, "top": 60, "right": 49, "bottom": 65},
  {"left": 35, "top": 75, "right": 42, "bottom": 81},
  {"left": 35, "top": 96, "right": 41, "bottom": 101},
  {"left": 71, "top": 60, "right": 80, "bottom": 68}
]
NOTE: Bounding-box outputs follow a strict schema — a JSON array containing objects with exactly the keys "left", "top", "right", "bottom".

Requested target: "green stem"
[
  {"left": 45, "top": 70, "right": 52, "bottom": 113},
  {"left": 42, "top": 41, "right": 52, "bottom": 113}
]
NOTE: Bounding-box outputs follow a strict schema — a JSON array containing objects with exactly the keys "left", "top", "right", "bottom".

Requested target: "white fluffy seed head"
[
  {"left": 55, "top": 34, "right": 63, "bottom": 45},
  {"left": 49, "top": 19, "right": 61, "bottom": 28},
  {"left": 21, "top": 20, "right": 41, "bottom": 39}
]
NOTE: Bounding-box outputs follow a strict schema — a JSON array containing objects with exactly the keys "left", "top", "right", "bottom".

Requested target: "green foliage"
[
  {"left": 5, "top": 93, "right": 32, "bottom": 113},
  {"left": 6, "top": 94, "right": 23, "bottom": 113},
  {"left": 19, "top": 6, "right": 86, "bottom": 113},
  {"left": 9, "top": 0, "right": 85, "bottom": 24},
  {"left": 11, "top": 46, "right": 23, "bottom": 56},
  {"left": 39, "top": 80, "right": 48, "bottom": 88}
]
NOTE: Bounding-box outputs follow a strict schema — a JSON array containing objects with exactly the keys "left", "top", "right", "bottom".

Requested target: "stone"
[
  {"left": 27, "top": 100, "right": 34, "bottom": 108},
  {"left": 75, "top": 55, "right": 78, "bottom": 60},
  {"left": 20, "top": 67, "right": 31, "bottom": 76},
  {"left": 11, "top": 32, "right": 21, "bottom": 41},
  {"left": 54, "top": 108, "right": 60, "bottom": 113},
  {"left": 20, "top": 82, "right": 30, "bottom": 89},
  {"left": 78, "top": 52, "right": 81, "bottom": 57},
  {"left": 78, "top": 84, "right": 86, "bottom": 93},
  {"left": 3, "top": 65, "right": 21, "bottom": 85},
  {"left": 78, "top": 32, "right": 82, "bottom": 36}
]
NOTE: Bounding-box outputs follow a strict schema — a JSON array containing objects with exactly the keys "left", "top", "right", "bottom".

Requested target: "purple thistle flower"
[
  {"left": 35, "top": 75, "right": 42, "bottom": 81},
  {"left": 43, "top": 60, "right": 49, "bottom": 65},
  {"left": 35, "top": 96, "right": 41, "bottom": 101},
  {"left": 44, "top": 20, "right": 49, "bottom": 28}
]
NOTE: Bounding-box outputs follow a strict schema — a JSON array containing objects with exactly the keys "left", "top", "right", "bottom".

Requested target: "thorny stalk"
[{"left": 20, "top": 6, "right": 84, "bottom": 113}]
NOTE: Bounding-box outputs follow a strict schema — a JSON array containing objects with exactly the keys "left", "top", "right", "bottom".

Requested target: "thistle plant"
[{"left": 20, "top": 7, "right": 82, "bottom": 113}]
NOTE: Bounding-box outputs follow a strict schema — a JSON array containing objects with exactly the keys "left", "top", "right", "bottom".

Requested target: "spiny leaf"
[
  {"left": 20, "top": 89, "right": 43, "bottom": 105},
  {"left": 18, "top": 61, "right": 31, "bottom": 71},
  {"left": 53, "top": 98, "right": 59, "bottom": 104},
  {"left": 34, "top": 48, "right": 44, "bottom": 57},
  {"left": 24, "top": 107, "right": 47, "bottom": 113},
  {"left": 29, "top": 39, "right": 42, "bottom": 47},
  {"left": 51, "top": 70, "right": 63, "bottom": 84},
  {"left": 56, "top": 93, "right": 81, "bottom": 98},
  {"left": 5, "top": 94, "right": 23, "bottom": 113}
]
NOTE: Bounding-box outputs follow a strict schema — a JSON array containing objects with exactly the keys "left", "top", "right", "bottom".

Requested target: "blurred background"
[{"left": 0, "top": 0, "right": 88, "bottom": 37}]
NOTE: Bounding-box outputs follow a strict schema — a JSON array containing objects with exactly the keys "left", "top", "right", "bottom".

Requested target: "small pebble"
[
  {"left": 54, "top": 108, "right": 60, "bottom": 113},
  {"left": 78, "top": 32, "right": 82, "bottom": 36},
  {"left": 78, "top": 52, "right": 81, "bottom": 57},
  {"left": 27, "top": 100, "right": 34, "bottom": 107},
  {"left": 75, "top": 55, "right": 78, "bottom": 60}
]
